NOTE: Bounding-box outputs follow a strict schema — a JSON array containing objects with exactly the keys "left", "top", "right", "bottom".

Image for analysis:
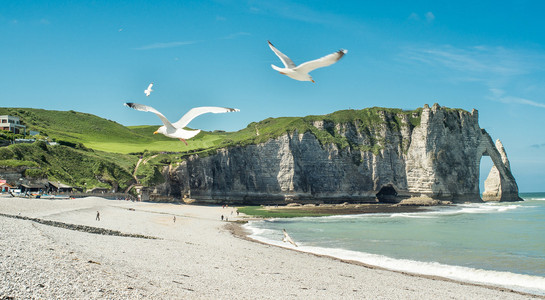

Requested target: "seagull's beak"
[
  {"left": 311, "top": 79, "right": 315, "bottom": 83},
  {"left": 153, "top": 131, "right": 158, "bottom": 134}
]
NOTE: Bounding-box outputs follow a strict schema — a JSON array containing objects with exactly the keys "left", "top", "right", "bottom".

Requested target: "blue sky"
[{"left": 2, "top": 1, "right": 545, "bottom": 192}]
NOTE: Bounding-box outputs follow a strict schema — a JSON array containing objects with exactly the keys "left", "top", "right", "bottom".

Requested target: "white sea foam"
[
  {"left": 357, "top": 203, "right": 521, "bottom": 219},
  {"left": 244, "top": 223, "right": 545, "bottom": 296},
  {"left": 283, "top": 203, "right": 522, "bottom": 222},
  {"left": 244, "top": 222, "right": 277, "bottom": 236},
  {"left": 457, "top": 203, "right": 521, "bottom": 214},
  {"left": 389, "top": 213, "right": 438, "bottom": 219}
]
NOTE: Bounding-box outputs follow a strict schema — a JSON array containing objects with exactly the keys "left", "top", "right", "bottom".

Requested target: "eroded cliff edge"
[{"left": 150, "top": 103, "right": 522, "bottom": 204}]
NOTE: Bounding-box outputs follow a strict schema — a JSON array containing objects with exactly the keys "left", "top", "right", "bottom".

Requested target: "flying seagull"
[
  {"left": 268, "top": 41, "right": 347, "bottom": 83},
  {"left": 282, "top": 229, "right": 298, "bottom": 247},
  {"left": 124, "top": 103, "right": 239, "bottom": 145},
  {"left": 144, "top": 83, "right": 154, "bottom": 96}
]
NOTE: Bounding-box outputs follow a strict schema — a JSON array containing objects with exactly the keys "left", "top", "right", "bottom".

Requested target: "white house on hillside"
[{"left": 0, "top": 115, "right": 26, "bottom": 134}]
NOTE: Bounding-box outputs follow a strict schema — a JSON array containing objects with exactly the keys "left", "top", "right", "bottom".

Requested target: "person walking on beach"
[
  {"left": 96, "top": 211, "right": 100, "bottom": 221},
  {"left": 173, "top": 215, "right": 176, "bottom": 223},
  {"left": 221, "top": 214, "right": 224, "bottom": 221}
]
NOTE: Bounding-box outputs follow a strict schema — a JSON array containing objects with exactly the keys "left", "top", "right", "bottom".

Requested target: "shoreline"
[
  {"left": 228, "top": 222, "right": 542, "bottom": 298},
  {"left": 1, "top": 196, "right": 541, "bottom": 299}
]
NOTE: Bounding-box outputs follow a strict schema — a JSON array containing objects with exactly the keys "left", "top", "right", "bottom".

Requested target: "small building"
[
  {"left": 20, "top": 183, "right": 46, "bottom": 194},
  {"left": 0, "top": 182, "right": 13, "bottom": 192},
  {"left": 0, "top": 115, "right": 26, "bottom": 134},
  {"left": 48, "top": 181, "right": 73, "bottom": 193}
]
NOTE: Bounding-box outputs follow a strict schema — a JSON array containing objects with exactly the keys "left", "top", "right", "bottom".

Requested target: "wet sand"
[{"left": 0, "top": 196, "right": 539, "bottom": 299}]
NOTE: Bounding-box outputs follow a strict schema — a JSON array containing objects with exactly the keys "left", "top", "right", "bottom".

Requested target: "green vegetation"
[
  {"left": 0, "top": 130, "right": 25, "bottom": 142},
  {"left": 237, "top": 206, "right": 333, "bottom": 218},
  {"left": 0, "top": 105, "right": 431, "bottom": 190},
  {"left": 0, "top": 141, "right": 136, "bottom": 190},
  {"left": 0, "top": 159, "right": 39, "bottom": 168},
  {"left": 134, "top": 154, "right": 168, "bottom": 186},
  {"left": 212, "top": 107, "right": 423, "bottom": 155},
  {"left": 0, "top": 106, "right": 423, "bottom": 156}
]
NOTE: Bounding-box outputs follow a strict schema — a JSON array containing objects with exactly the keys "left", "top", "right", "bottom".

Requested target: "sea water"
[{"left": 244, "top": 193, "right": 545, "bottom": 295}]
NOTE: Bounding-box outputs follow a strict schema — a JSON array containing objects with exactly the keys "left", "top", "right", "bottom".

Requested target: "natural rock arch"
[{"left": 478, "top": 131, "right": 522, "bottom": 201}]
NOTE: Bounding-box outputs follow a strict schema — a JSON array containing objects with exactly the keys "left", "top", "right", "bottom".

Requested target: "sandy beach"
[{"left": 0, "top": 196, "right": 539, "bottom": 299}]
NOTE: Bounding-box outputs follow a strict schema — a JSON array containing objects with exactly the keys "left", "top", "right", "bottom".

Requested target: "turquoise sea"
[{"left": 244, "top": 193, "right": 545, "bottom": 295}]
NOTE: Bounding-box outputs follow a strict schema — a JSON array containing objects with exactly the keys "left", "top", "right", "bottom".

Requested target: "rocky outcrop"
[
  {"left": 482, "top": 140, "right": 520, "bottom": 201},
  {"left": 0, "top": 166, "right": 27, "bottom": 184},
  {"left": 152, "top": 104, "right": 521, "bottom": 204}
]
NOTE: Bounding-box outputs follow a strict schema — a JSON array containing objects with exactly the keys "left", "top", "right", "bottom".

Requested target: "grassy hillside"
[
  {"left": 0, "top": 106, "right": 424, "bottom": 155},
  {"left": 0, "top": 141, "right": 137, "bottom": 190},
  {"left": 0, "top": 107, "right": 147, "bottom": 141},
  {"left": 0, "top": 106, "right": 431, "bottom": 189}
]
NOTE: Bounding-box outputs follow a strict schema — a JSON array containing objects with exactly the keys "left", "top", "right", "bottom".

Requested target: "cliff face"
[{"left": 154, "top": 104, "right": 521, "bottom": 204}]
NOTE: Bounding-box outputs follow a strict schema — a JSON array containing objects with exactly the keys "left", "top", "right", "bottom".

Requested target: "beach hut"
[
  {"left": 20, "top": 183, "right": 46, "bottom": 194},
  {"left": 0, "top": 182, "right": 13, "bottom": 193},
  {"left": 47, "top": 181, "right": 74, "bottom": 193}
]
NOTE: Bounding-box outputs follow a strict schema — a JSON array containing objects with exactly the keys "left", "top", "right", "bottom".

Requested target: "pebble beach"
[{"left": 0, "top": 196, "right": 539, "bottom": 299}]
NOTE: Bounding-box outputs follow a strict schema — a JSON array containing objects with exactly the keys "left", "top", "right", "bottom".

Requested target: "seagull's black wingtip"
[{"left": 124, "top": 102, "right": 135, "bottom": 108}]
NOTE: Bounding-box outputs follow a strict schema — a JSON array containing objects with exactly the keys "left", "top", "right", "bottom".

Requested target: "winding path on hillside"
[{"left": 125, "top": 155, "right": 158, "bottom": 193}]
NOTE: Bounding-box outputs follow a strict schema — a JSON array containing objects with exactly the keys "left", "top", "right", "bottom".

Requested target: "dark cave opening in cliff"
[{"left": 376, "top": 185, "right": 398, "bottom": 202}]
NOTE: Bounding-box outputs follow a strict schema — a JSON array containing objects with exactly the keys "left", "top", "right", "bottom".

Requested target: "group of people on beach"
[
  {"left": 93, "top": 203, "right": 239, "bottom": 225},
  {"left": 221, "top": 206, "right": 239, "bottom": 221}
]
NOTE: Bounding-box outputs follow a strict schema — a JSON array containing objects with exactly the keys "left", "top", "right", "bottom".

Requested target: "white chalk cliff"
[{"left": 154, "top": 104, "right": 521, "bottom": 204}]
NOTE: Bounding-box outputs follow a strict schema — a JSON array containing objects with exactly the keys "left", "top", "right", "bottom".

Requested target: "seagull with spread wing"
[
  {"left": 282, "top": 229, "right": 298, "bottom": 247},
  {"left": 124, "top": 103, "right": 239, "bottom": 145},
  {"left": 268, "top": 41, "right": 347, "bottom": 83},
  {"left": 144, "top": 83, "right": 154, "bottom": 96}
]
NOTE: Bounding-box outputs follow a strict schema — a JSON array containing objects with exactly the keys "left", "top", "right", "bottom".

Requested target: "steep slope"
[
  {"left": 0, "top": 107, "right": 149, "bottom": 144},
  {"left": 148, "top": 104, "right": 521, "bottom": 204},
  {"left": 0, "top": 141, "right": 136, "bottom": 191}
]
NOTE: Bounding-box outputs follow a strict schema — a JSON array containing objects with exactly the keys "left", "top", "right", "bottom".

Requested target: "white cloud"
[
  {"left": 403, "top": 45, "right": 545, "bottom": 109},
  {"left": 488, "top": 88, "right": 545, "bottom": 109},
  {"left": 134, "top": 41, "right": 198, "bottom": 50},
  {"left": 403, "top": 45, "right": 542, "bottom": 77},
  {"left": 408, "top": 12, "right": 434, "bottom": 23},
  {"left": 408, "top": 12, "right": 420, "bottom": 21},
  {"left": 221, "top": 32, "right": 251, "bottom": 40},
  {"left": 499, "top": 95, "right": 545, "bottom": 108},
  {"left": 425, "top": 12, "right": 435, "bottom": 22}
]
